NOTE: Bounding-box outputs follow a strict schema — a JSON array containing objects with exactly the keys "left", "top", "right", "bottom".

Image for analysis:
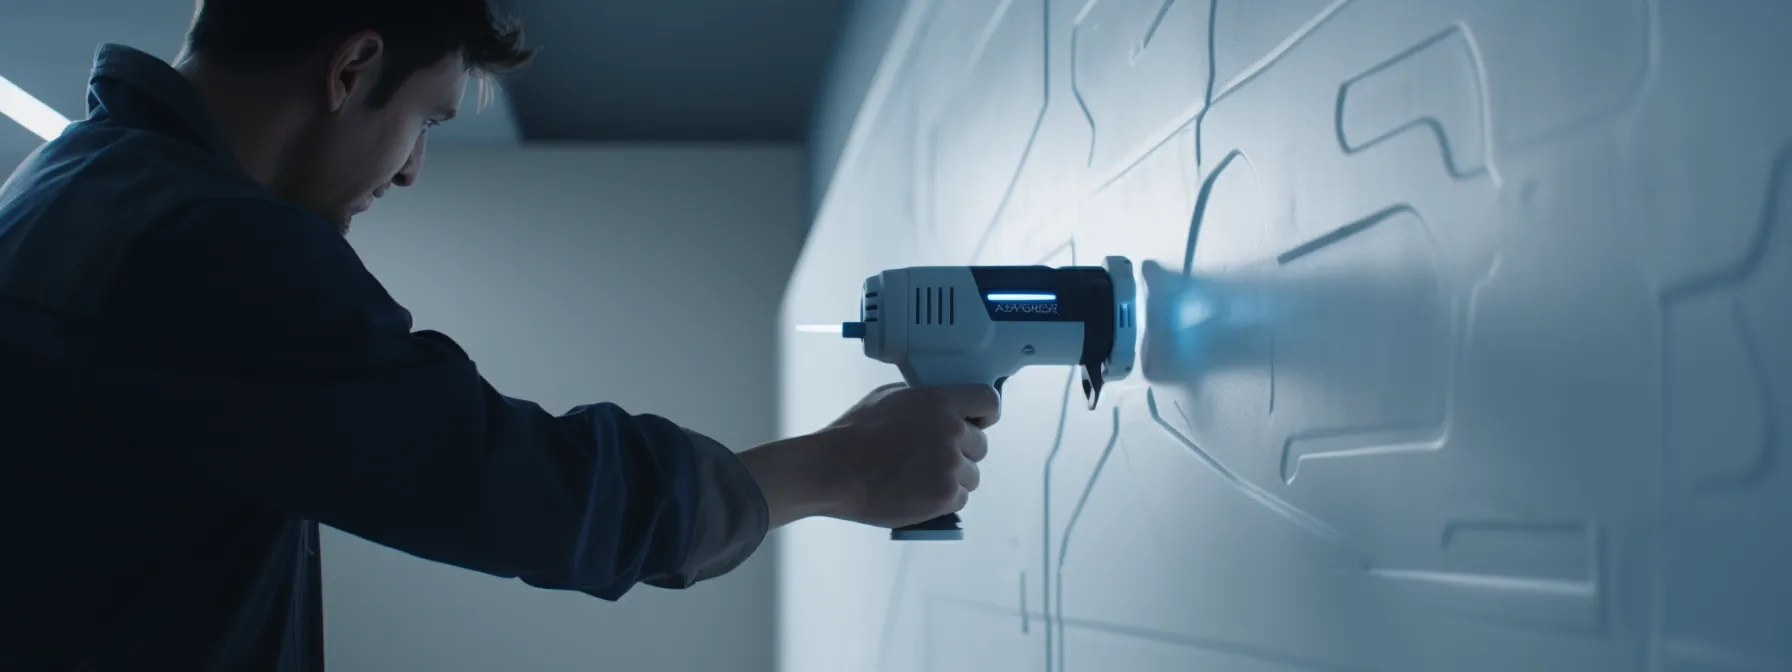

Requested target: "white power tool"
[{"left": 837, "top": 256, "right": 1138, "bottom": 540}]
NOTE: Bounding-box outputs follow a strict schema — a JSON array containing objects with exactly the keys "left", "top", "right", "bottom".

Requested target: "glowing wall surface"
[{"left": 780, "top": 1, "right": 1792, "bottom": 670}]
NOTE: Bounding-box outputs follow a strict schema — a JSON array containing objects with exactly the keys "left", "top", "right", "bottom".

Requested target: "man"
[{"left": 0, "top": 1, "right": 998, "bottom": 669}]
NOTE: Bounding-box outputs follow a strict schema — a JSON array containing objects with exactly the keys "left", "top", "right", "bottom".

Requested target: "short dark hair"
[{"left": 185, "top": 0, "right": 534, "bottom": 107}]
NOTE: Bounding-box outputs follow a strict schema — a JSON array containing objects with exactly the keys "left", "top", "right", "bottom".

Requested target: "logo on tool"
[{"left": 987, "top": 292, "right": 1059, "bottom": 315}]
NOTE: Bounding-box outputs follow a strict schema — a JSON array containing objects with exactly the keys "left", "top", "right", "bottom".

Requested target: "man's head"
[{"left": 179, "top": 0, "right": 533, "bottom": 234}]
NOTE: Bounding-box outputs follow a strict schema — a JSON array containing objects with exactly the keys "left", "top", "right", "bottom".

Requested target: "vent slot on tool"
[{"left": 913, "top": 287, "right": 955, "bottom": 325}]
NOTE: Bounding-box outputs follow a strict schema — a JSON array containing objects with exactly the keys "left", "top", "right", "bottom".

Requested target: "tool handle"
[
  {"left": 892, "top": 513, "right": 963, "bottom": 541},
  {"left": 885, "top": 376, "right": 1003, "bottom": 542}
]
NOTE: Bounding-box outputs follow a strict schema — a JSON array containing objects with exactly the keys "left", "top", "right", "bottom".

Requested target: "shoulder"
[
  {"left": 103, "top": 195, "right": 424, "bottom": 373},
  {"left": 27, "top": 118, "right": 393, "bottom": 301},
  {"left": 0, "top": 120, "right": 308, "bottom": 316},
  {"left": 18, "top": 119, "right": 272, "bottom": 214},
  {"left": 117, "top": 195, "right": 399, "bottom": 322}
]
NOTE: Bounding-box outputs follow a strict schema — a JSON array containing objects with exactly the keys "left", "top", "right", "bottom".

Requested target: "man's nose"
[{"left": 391, "top": 134, "right": 428, "bottom": 187}]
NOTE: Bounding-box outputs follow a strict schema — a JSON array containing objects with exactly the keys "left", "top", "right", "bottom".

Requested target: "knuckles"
[{"left": 930, "top": 414, "right": 970, "bottom": 440}]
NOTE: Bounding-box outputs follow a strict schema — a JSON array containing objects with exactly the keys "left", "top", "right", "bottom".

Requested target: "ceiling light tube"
[{"left": 0, "top": 75, "right": 71, "bottom": 141}]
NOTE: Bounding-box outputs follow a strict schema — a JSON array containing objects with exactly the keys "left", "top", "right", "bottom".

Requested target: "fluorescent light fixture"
[
  {"left": 0, "top": 74, "right": 71, "bottom": 141},
  {"left": 986, "top": 292, "right": 1056, "bottom": 302}
]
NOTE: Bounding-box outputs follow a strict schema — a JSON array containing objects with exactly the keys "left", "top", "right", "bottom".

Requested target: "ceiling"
[
  {"left": 503, "top": 0, "right": 851, "bottom": 142},
  {"left": 0, "top": 0, "right": 851, "bottom": 165}
]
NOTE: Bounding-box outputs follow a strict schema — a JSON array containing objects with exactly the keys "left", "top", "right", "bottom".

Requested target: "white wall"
[
  {"left": 782, "top": 1, "right": 1792, "bottom": 671},
  {"left": 807, "top": 0, "right": 909, "bottom": 211},
  {"left": 331, "top": 145, "right": 806, "bottom": 672}
]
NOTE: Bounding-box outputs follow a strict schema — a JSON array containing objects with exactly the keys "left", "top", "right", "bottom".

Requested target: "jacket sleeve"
[{"left": 88, "top": 197, "right": 769, "bottom": 599}]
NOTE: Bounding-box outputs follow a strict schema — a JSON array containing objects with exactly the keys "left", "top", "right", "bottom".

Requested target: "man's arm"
[{"left": 89, "top": 197, "right": 768, "bottom": 598}]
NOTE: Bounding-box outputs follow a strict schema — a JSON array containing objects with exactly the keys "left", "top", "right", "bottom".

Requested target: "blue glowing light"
[
  {"left": 987, "top": 292, "right": 1057, "bottom": 302},
  {"left": 1175, "top": 293, "right": 1218, "bottom": 329}
]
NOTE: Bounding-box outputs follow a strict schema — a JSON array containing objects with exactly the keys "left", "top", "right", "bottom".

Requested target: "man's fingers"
[
  {"left": 956, "top": 459, "right": 981, "bottom": 492},
  {"left": 947, "top": 486, "right": 971, "bottom": 514},
  {"left": 959, "top": 424, "right": 989, "bottom": 462},
  {"left": 943, "top": 384, "right": 1002, "bottom": 428}
]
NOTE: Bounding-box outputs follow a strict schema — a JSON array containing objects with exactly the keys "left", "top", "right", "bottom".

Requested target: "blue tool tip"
[{"left": 842, "top": 321, "right": 866, "bottom": 339}]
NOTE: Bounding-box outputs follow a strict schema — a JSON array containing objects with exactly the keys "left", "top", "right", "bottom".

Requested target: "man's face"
[{"left": 287, "top": 36, "right": 467, "bottom": 235}]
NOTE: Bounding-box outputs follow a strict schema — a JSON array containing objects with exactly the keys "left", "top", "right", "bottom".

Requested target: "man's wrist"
[
  {"left": 738, "top": 430, "right": 855, "bottom": 528},
  {"left": 645, "top": 428, "right": 770, "bottom": 588}
]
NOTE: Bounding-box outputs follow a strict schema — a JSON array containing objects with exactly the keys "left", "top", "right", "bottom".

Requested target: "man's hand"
[{"left": 737, "top": 383, "right": 1002, "bottom": 530}]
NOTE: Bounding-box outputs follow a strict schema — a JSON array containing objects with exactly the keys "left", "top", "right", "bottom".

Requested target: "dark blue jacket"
[{"left": 0, "top": 45, "right": 768, "bottom": 671}]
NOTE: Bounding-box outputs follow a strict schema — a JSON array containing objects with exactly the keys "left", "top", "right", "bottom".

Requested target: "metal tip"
[{"left": 794, "top": 324, "right": 844, "bottom": 334}]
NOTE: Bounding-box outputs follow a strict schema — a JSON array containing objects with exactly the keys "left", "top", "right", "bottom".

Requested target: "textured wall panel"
[{"left": 781, "top": 0, "right": 1792, "bottom": 670}]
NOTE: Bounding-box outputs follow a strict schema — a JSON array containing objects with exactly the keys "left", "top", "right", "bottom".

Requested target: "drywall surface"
[
  {"left": 808, "top": 0, "right": 911, "bottom": 211},
  {"left": 330, "top": 145, "right": 805, "bottom": 672},
  {"left": 780, "top": 1, "right": 1792, "bottom": 671}
]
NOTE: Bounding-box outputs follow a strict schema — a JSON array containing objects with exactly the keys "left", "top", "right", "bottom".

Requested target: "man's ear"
[{"left": 325, "top": 31, "right": 384, "bottom": 113}]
